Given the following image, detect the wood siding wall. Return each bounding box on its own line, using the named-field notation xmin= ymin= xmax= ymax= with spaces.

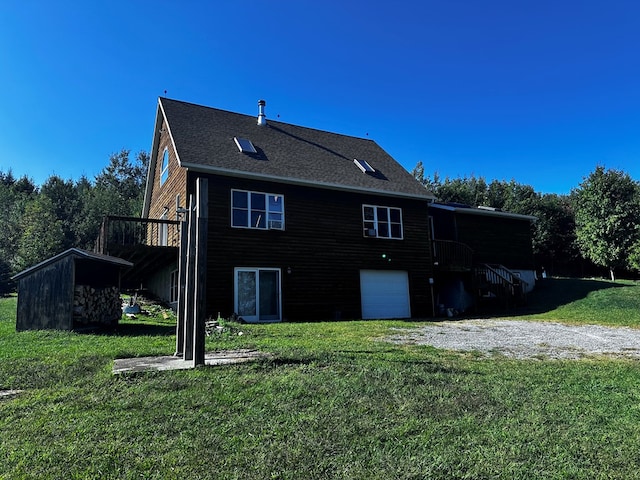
xmin=16 ymin=257 xmax=75 ymax=331
xmin=148 ymin=117 xmax=187 ymax=221
xmin=16 ymin=257 xmax=125 ymax=331
xmin=186 ymin=173 xmax=433 ymax=321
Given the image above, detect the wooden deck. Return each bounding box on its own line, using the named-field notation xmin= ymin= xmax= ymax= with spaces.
xmin=95 ymin=216 xmax=180 ymax=288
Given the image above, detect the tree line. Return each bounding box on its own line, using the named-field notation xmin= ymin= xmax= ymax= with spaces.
xmin=412 ymin=161 xmax=640 ymax=281
xmin=0 ymin=150 xmax=148 ymax=295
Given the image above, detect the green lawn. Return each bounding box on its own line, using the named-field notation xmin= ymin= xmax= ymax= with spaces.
xmin=2 ymin=281 xmax=640 ymax=479
xmin=521 ymin=277 xmax=640 ymax=326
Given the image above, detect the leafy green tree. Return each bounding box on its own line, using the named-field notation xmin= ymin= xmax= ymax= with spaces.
xmin=531 ymin=194 xmax=579 ymax=274
xmin=439 ymin=176 xmax=487 ymax=205
xmin=491 ymin=180 xmax=539 ymax=215
xmin=572 ymin=166 xmax=640 ymax=281
xmin=627 ymin=240 xmax=640 ymax=273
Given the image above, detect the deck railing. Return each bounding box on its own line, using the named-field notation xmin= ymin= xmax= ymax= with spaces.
xmin=95 ymin=215 xmax=181 ymax=255
xmin=474 ymin=263 xmax=527 ymax=308
xmin=433 ymin=240 xmax=474 ymax=271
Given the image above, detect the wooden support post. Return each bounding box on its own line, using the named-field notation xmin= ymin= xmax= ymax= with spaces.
xmin=193 ymin=178 xmax=208 ymax=366
xmin=174 ymin=218 xmax=188 ymax=356
xmin=183 ymin=195 xmax=196 ymax=361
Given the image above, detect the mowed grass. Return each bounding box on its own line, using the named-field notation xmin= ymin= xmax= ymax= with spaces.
xmin=1 ymin=281 xmax=640 ymax=479
xmin=521 ymin=277 xmax=640 ymax=326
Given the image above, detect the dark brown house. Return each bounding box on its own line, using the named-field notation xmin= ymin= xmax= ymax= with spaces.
xmin=141 ymin=98 xmax=436 ymax=322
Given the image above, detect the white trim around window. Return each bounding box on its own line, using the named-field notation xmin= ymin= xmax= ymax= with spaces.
xmin=234 ymin=267 xmax=282 ymax=323
xmin=160 ymin=148 xmax=169 ymax=185
xmin=362 ymin=204 xmax=403 ymax=239
xmin=231 ymin=189 xmax=285 ymax=230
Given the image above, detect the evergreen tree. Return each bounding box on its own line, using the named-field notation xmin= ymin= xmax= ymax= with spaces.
xmin=0 ymin=171 xmax=37 ymax=275
xmin=15 ymin=195 xmax=65 ymax=271
xmin=40 ymin=175 xmax=83 ymax=250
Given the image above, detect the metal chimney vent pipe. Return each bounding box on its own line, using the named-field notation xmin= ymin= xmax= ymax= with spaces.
xmin=257 ymin=99 xmax=267 ymax=126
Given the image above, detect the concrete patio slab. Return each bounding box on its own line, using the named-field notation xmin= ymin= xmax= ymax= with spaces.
xmin=113 ymin=349 xmax=270 ymax=374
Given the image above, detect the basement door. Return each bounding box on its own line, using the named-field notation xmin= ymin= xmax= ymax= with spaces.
xmin=234 ymin=268 xmax=281 ymax=323
xmin=360 ymin=270 xmax=411 ymax=319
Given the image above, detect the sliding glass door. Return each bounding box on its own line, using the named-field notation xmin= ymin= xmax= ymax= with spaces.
xmin=235 ymin=268 xmax=281 ymax=322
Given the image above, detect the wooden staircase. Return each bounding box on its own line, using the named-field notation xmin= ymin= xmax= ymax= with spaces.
xmin=473 ymin=263 xmax=528 ymax=311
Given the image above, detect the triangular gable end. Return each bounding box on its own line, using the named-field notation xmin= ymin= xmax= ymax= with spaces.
xmin=142 ymin=99 xmax=182 ymax=218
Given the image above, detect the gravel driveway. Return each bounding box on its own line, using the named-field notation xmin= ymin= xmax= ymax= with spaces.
xmin=386 ymin=319 xmax=640 ymax=360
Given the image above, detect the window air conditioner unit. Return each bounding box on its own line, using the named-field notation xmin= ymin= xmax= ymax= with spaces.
xmin=268 ymin=220 xmax=283 ymax=230
xmin=364 ymin=228 xmax=377 ymax=237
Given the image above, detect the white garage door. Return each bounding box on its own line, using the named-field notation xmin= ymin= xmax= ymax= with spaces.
xmin=360 ymin=270 xmax=411 ymax=319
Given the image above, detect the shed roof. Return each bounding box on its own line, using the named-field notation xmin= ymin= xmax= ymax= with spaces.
xmin=143 ymin=98 xmax=434 ymax=216
xmin=12 ymin=248 xmax=133 ymax=281
xmin=429 ymin=202 xmax=537 ymax=222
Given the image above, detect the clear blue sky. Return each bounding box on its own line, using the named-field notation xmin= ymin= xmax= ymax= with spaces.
xmin=1 ymin=0 xmax=639 ymax=194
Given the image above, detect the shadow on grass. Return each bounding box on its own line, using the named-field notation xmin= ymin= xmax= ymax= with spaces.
xmin=77 ymin=322 xmax=175 ymax=337
xmin=255 ymin=351 xmax=467 ymax=376
xmin=505 ymin=277 xmax=632 ymax=317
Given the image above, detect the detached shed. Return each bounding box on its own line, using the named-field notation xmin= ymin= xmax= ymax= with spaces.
xmin=12 ymin=248 xmax=133 ymax=331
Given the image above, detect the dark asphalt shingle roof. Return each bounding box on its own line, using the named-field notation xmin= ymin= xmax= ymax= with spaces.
xmin=160 ymin=98 xmax=434 ymax=200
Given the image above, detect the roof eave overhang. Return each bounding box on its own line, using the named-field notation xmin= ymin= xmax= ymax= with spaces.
xmin=142 ymin=102 xmax=163 ymax=218
xmin=181 ymin=162 xmax=436 ymax=202
xmin=12 ymin=248 xmax=133 ymax=281
xmin=142 ymin=98 xmax=182 ymax=218
xmin=429 ymin=203 xmax=537 ymax=222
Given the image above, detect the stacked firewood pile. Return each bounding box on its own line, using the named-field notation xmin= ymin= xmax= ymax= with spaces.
xmin=73 ymin=285 xmax=122 ymax=326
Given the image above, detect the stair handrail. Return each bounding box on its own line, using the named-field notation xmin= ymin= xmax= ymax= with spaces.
xmin=477 ymin=263 xmax=527 ymax=302
xmin=485 ymin=264 xmax=529 ymax=290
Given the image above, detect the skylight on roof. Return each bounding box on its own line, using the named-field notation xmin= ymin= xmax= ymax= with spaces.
xmin=354 ymin=158 xmax=375 ymax=173
xmin=234 ymin=137 xmax=257 ymax=154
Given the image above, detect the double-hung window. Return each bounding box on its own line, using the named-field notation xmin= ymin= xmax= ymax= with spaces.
xmin=232 ymin=190 xmax=284 ymax=230
xmin=363 ymin=205 xmax=403 ymax=239
xmin=160 ymin=148 xmax=169 ymax=185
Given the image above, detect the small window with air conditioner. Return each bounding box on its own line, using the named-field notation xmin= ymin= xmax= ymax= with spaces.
xmin=362 ymin=204 xmax=403 ymax=239
xmin=232 ymin=189 xmax=285 ymax=230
